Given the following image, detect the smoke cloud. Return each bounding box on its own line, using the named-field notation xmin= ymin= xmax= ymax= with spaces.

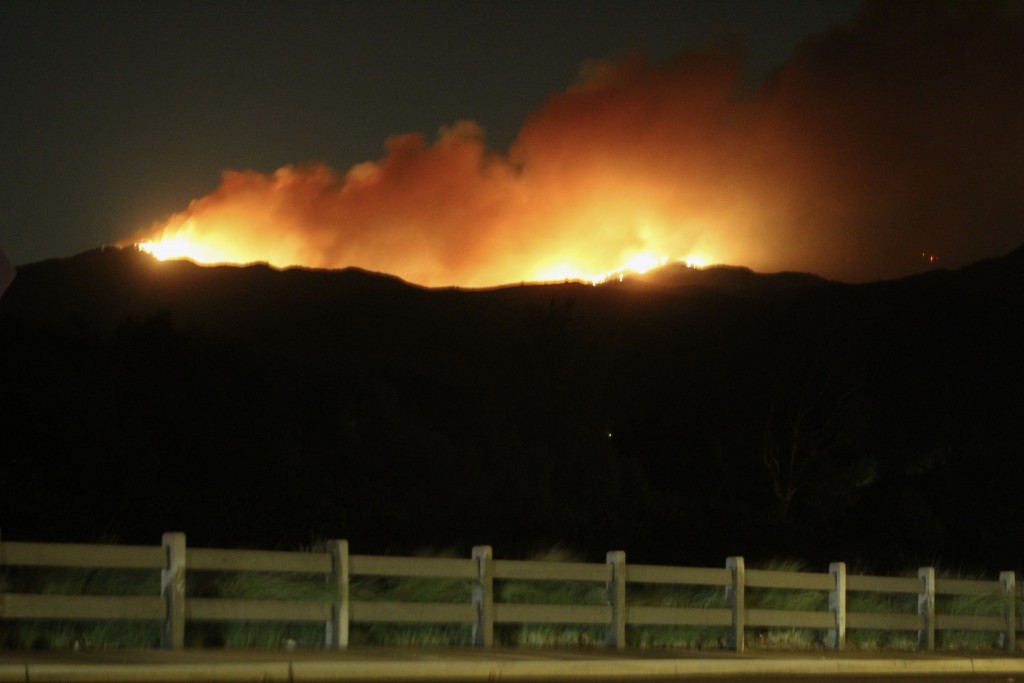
xmin=126 ymin=1 xmax=1024 ymax=286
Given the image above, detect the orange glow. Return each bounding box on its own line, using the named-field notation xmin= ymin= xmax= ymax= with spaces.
xmin=119 ymin=5 xmax=1024 ymax=286
xmin=137 ymin=218 xmax=252 ymax=265
xmin=122 ymin=22 xmax=1020 ymax=288
xmin=137 ymin=219 xmax=713 ymax=287
xmin=125 ymin=153 xmax=728 ymax=287
xmin=117 ymin=57 xmax=767 ymax=288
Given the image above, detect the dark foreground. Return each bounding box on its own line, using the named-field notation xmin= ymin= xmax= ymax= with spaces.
xmin=2 ymin=648 xmax=1023 ymax=682
xmin=4 ymin=245 xmax=1024 ymax=569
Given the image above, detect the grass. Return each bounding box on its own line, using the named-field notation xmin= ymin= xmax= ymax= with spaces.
xmin=845 ymin=589 xmax=919 ymax=651
xmin=626 ymin=580 xmax=730 ymax=650
xmin=1 ymin=551 xmax=1021 ymax=652
xmin=349 ymin=549 xmax=476 ymax=647
xmin=844 ymin=569 xmax=1015 ymax=652
xmin=495 ymin=547 xmax=609 ymax=648
xmin=0 ymin=567 xmax=161 ymax=649
xmin=744 ymin=559 xmax=829 ymax=649
xmin=934 ymin=571 xmax=1012 ymax=652
xmin=196 ymin=570 xmax=340 ymax=649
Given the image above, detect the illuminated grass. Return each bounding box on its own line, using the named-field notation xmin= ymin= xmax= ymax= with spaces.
xmin=1 ymin=553 xmax=1020 ymax=651
xmin=202 ymin=571 xmax=339 ymax=649
xmin=349 ymin=549 xmax=475 ymax=647
xmin=846 ymin=589 xmax=918 ymax=651
xmin=746 ymin=559 xmax=828 ymax=649
xmin=846 ymin=568 xmax=1012 ymax=651
xmin=627 ymin=580 xmax=729 ymax=650
xmin=935 ymin=570 xmax=1009 ymax=651
xmin=0 ymin=567 xmax=160 ymax=649
xmin=495 ymin=547 xmax=608 ymax=648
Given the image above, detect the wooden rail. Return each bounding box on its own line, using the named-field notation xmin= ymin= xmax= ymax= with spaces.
xmin=0 ymin=535 xmax=1018 ymax=652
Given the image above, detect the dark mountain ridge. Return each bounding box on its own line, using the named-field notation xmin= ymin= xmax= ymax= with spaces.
xmin=1 ymin=245 xmax=1022 ymax=569
xmin=615 ymin=262 xmax=835 ymax=292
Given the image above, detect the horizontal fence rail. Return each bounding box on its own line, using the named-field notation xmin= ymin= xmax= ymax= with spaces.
xmin=0 ymin=535 xmax=1019 ymax=652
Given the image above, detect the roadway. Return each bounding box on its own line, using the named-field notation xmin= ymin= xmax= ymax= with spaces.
xmin=1 ymin=647 xmax=1023 ymax=682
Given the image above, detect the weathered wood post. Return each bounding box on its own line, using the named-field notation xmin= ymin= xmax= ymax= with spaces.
xmin=726 ymin=556 xmax=745 ymax=652
xmin=828 ymin=561 xmax=847 ymax=650
xmin=160 ymin=532 xmax=186 ymax=650
xmin=1000 ymin=571 xmax=1016 ymax=652
xmin=918 ymin=567 xmax=935 ymax=650
xmin=326 ymin=539 xmax=349 ymax=648
xmin=606 ymin=550 xmax=626 ymax=649
xmin=472 ymin=545 xmax=494 ymax=647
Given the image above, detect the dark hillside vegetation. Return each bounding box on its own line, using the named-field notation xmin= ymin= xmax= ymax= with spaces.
xmin=1 ymin=245 xmax=1022 ymax=570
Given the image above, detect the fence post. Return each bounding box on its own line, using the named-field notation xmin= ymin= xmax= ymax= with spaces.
xmin=918 ymin=567 xmax=935 ymax=650
xmin=1000 ymin=571 xmax=1015 ymax=652
xmin=472 ymin=545 xmax=494 ymax=647
xmin=326 ymin=539 xmax=349 ymax=649
xmin=606 ymin=551 xmax=626 ymax=649
xmin=726 ymin=556 xmax=745 ymax=653
xmin=828 ymin=561 xmax=847 ymax=650
xmin=160 ymin=532 xmax=186 ymax=650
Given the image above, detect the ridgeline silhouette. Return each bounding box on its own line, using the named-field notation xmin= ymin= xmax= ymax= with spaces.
xmin=1 ymin=244 xmax=1022 ymax=570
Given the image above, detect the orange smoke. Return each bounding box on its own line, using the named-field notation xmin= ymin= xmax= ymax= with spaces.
xmin=130 ymin=111 xmax=726 ymax=288
xmin=125 ymin=2 xmax=1024 ymax=287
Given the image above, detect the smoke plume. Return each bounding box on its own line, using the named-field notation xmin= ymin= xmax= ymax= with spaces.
xmin=125 ymin=1 xmax=1024 ymax=286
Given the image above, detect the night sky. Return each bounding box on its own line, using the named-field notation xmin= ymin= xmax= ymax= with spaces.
xmin=3 ymin=1 xmax=1023 ymax=286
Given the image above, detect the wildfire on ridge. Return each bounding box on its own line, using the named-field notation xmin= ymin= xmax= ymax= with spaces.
xmin=123 ymin=2 xmax=1024 ymax=286
xmin=124 ymin=139 xmax=726 ymax=288
xmin=136 ymin=228 xmax=711 ymax=287
xmin=137 ymin=221 xmax=242 ymax=265
xmin=118 ymin=50 xmax=750 ymax=288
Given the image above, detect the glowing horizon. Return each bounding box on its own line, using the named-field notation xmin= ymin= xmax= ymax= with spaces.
xmin=135 ymin=236 xmax=714 ymax=288
xmin=121 ymin=10 xmax=1024 ymax=288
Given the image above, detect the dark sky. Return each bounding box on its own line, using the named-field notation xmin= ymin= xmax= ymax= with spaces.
xmin=2 ymin=0 xmax=860 ymax=267
xmin=3 ymin=1 xmax=1023 ymax=286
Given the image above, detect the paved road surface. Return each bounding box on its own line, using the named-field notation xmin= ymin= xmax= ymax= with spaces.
xmin=2 ymin=647 xmax=1023 ymax=681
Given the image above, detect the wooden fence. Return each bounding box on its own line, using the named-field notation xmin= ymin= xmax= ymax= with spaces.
xmin=0 ymin=534 xmax=1018 ymax=652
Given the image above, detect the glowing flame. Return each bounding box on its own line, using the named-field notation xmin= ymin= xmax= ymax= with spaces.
xmin=132 ymin=183 xmax=716 ymax=284
xmin=125 ymin=156 xmax=724 ymax=287
xmin=137 ymin=223 xmax=711 ymax=287
xmin=137 ymin=224 xmax=240 ymax=264
xmin=585 ymin=253 xmax=668 ymax=285
xmin=137 ymin=217 xmax=255 ymax=265
xmin=120 ymin=5 xmax=1024 ymax=286
xmin=116 ymin=56 xmax=753 ymax=288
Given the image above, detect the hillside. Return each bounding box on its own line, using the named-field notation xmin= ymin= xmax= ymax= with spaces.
xmin=1 ymin=245 xmax=1022 ymax=569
